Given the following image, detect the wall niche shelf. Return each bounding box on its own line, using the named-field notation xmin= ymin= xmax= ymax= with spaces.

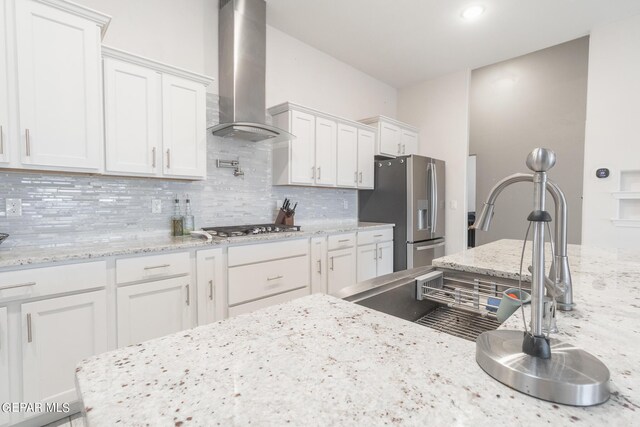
xmin=611 ymin=170 xmax=640 ymax=227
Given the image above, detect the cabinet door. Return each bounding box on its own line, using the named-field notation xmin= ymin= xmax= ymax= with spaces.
xmin=314 ymin=117 xmax=336 ymax=186
xmin=162 ymin=74 xmax=206 ymax=179
xmin=22 ymin=290 xmax=107 ymax=404
xmin=290 ymin=110 xmax=315 ymax=185
xmin=117 ymin=277 xmax=191 ymax=347
xmin=104 ymin=58 xmax=161 ymax=175
xmin=357 ymin=243 xmax=378 ymax=283
xmin=0 ymin=0 xmax=9 ymax=165
xmin=327 ymin=247 xmax=356 ymax=294
xmin=357 ymin=128 xmax=375 ymax=189
xmin=311 ymin=237 xmax=327 ymax=294
xmin=336 ymin=123 xmax=358 ymax=187
xmin=196 ymin=248 xmax=225 ymax=325
xmin=0 ymin=307 xmax=9 ymax=426
xmin=377 ymin=241 xmax=394 ymax=276
xmin=400 ymin=128 xmax=418 ymax=156
xmin=15 ymin=0 xmax=102 ymax=171
xmin=379 ymin=121 xmax=401 ymax=157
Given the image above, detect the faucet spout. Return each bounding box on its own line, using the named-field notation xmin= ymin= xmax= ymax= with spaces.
xmin=470 ymin=172 xmax=574 ymax=311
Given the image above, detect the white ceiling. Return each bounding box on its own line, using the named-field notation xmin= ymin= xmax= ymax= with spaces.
xmin=266 ymin=0 xmax=640 ymax=88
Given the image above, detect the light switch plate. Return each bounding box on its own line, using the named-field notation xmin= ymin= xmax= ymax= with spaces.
xmin=151 ymin=199 xmax=162 ymax=214
xmin=343 ymin=200 xmax=349 ymax=210
xmin=450 ymin=200 xmax=458 ymax=210
xmin=6 ymin=198 xmax=22 ymax=217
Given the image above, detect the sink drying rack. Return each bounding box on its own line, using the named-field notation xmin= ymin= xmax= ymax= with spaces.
xmin=416 ymin=270 xmax=531 ymax=321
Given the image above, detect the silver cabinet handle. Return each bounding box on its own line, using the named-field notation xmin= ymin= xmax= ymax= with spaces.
xmin=25 ymin=129 xmax=31 ymax=157
xmin=354 ymin=171 xmax=357 ymax=183
xmin=0 ymin=125 xmax=4 ymax=155
xmin=373 ymin=250 xmax=377 ymax=261
xmin=166 ymin=149 xmax=171 ymax=168
xmin=317 ymin=167 xmax=321 ymax=180
xmin=403 ymin=144 xmax=406 ymax=154
xmin=317 ymin=259 xmax=322 ymax=274
xmin=185 ymin=284 xmax=190 ymax=305
xmin=311 ymin=166 xmax=315 ymax=180
xmin=397 ymin=143 xmax=401 ymax=154
xmin=338 ymin=239 xmax=350 ymax=243
xmin=209 ymin=279 xmax=214 ymax=300
xmin=152 ymin=147 xmax=156 ymax=168
xmin=0 ymin=281 xmax=36 ymax=291
xmin=378 ymin=248 xmax=382 ymax=259
xmin=267 ymin=275 xmax=283 ymax=281
xmin=416 ymin=242 xmax=446 ymax=251
xmin=144 ymin=264 xmax=170 ymax=270
xmin=330 ymin=256 xmax=334 ymax=271
xmin=374 ymin=234 xmax=383 ymax=238
xmin=27 ymin=313 xmax=33 ymax=343
xmin=359 ymin=172 xmax=363 ymax=183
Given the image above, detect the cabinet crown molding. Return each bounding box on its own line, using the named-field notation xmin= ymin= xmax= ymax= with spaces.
xmin=268 ymin=102 xmax=376 ymax=131
xmin=359 ymin=115 xmax=419 ymax=132
xmin=34 ymin=0 xmax=112 ymax=39
xmin=102 ymin=45 xmax=215 ymax=86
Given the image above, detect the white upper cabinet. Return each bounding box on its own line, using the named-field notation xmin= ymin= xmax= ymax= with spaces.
xmin=102 ymin=47 xmax=212 ymax=180
xmin=337 ymin=123 xmax=358 ymax=187
xmin=357 ymin=128 xmax=375 ymax=189
xmin=162 ymin=74 xmax=207 ymax=179
xmin=270 ymin=102 xmax=377 ymax=190
xmin=359 ymin=116 xmax=420 ymax=158
xmin=314 ymin=116 xmax=337 ymax=186
xmin=104 ymin=57 xmax=161 ymax=175
xmin=0 ymin=0 xmax=9 ymax=165
xmin=14 ymin=0 xmax=108 ymax=172
xmin=289 ymin=109 xmax=315 ymax=185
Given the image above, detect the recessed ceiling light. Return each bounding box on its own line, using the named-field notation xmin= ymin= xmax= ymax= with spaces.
xmin=461 ymin=5 xmax=485 ymax=21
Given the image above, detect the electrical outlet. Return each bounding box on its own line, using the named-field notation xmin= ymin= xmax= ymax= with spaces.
xmin=151 ymin=199 xmax=162 ymax=214
xmin=450 ymin=200 xmax=458 ymax=210
xmin=343 ymin=200 xmax=349 ymax=210
xmin=6 ymin=198 xmax=22 ymax=217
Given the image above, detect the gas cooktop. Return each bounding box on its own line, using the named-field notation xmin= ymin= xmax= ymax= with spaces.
xmin=201 ymin=223 xmax=301 ymax=238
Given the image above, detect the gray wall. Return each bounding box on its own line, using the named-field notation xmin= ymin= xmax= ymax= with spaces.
xmin=469 ymin=37 xmax=589 ymax=245
xmin=0 ymin=95 xmax=357 ymax=249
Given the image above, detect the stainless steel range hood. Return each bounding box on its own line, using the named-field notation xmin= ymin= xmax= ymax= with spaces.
xmin=210 ymin=0 xmax=292 ymax=142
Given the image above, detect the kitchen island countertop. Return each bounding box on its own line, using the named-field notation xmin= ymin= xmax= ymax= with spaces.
xmin=76 ymin=240 xmax=639 ymax=426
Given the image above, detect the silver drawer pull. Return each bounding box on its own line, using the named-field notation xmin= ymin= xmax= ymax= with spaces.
xmin=152 ymin=147 xmax=156 ymax=168
xmin=373 ymin=234 xmax=383 ymax=238
xmin=25 ymin=129 xmax=31 ymax=157
xmin=0 ymin=281 xmax=36 ymax=291
xmin=27 ymin=313 xmax=33 ymax=343
xmin=359 ymin=172 xmax=363 ymax=183
xmin=317 ymin=260 xmax=321 ymax=274
xmin=166 ymin=149 xmax=171 ymax=168
xmin=267 ymin=275 xmax=283 ymax=281
xmin=209 ymin=279 xmax=214 ymax=300
xmin=338 ymin=239 xmax=350 ymax=243
xmin=144 ymin=264 xmax=170 ymax=270
xmin=317 ymin=167 xmax=321 ymax=180
xmin=330 ymin=256 xmax=334 ymax=271
xmin=185 ymin=284 xmax=190 ymax=305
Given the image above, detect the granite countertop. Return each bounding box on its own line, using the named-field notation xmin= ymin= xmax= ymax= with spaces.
xmin=0 ymin=222 xmax=393 ymax=269
xmin=76 ymin=239 xmax=640 ymax=426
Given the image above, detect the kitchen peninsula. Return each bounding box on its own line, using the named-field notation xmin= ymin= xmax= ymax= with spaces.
xmin=75 ymin=240 xmax=640 ymax=426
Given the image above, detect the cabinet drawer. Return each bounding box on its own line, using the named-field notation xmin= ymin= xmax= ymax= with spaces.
xmin=228 ymin=238 xmax=308 ymax=267
xmin=116 ymin=252 xmax=190 ymax=284
xmin=228 ymin=287 xmax=310 ymax=318
xmin=228 ymin=255 xmax=309 ymax=306
xmin=327 ymin=233 xmax=356 ymax=250
xmin=0 ymin=261 xmax=107 ymax=302
xmin=357 ymin=228 xmax=393 ymax=246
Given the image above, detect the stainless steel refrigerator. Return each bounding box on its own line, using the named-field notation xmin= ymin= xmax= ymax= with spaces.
xmin=358 ymin=155 xmax=445 ymax=271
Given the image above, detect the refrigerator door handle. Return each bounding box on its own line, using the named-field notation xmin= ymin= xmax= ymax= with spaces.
xmin=430 ymin=162 xmax=438 ymax=235
xmin=416 ymin=241 xmax=446 ymax=251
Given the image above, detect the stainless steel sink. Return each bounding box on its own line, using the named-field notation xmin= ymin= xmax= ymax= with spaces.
xmin=336 ymin=267 xmax=508 ymax=341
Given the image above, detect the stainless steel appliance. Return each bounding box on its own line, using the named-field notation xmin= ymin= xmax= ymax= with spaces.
xmin=201 ymin=223 xmax=300 ymax=238
xmin=358 ymin=155 xmax=445 ymax=271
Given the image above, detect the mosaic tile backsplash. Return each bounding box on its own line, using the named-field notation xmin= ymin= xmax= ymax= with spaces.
xmin=0 ymin=95 xmax=358 ymax=248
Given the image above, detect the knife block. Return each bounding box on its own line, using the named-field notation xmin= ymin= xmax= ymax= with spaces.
xmin=275 ymin=209 xmax=295 ymax=226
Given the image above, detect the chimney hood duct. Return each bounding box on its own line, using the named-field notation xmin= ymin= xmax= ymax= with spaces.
xmin=210 ymin=0 xmax=292 ymax=142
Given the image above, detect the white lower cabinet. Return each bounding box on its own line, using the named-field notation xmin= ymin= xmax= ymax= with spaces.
xmin=21 ymin=290 xmax=108 ymax=404
xmin=0 ymin=307 xmax=9 ymax=427
xmin=357 ymin=243 xmax=378 ymax=283
xmin=310 ymin=237 xmax=328 ymax=294
xmin=196 ymin=248 xmax=226 ymax=325
xmin=327 ymin=247 xmax=357 ymax=294
xmin=117 ymin=277 xmax=191 ymax=347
